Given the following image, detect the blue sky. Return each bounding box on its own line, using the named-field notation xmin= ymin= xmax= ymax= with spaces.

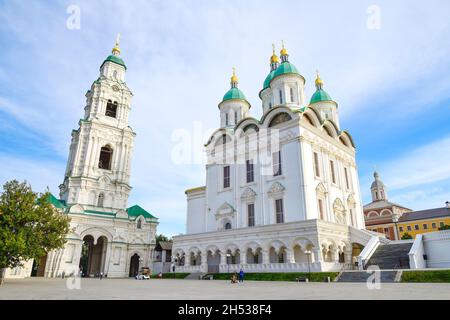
xmin=0 ymin=0 xmax=449 ymax=236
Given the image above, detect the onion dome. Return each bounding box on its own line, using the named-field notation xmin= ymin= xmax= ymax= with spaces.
xmin=371 ymin=171 xmax=385 ymax=189
xmin=222 ymin=68 xmax=248 ymax=102
xmin=272 ymin=41 xmax=300 ymax=79
xmin=102 ymin=34 xmax=127 ymax=69
xmin=310 ymin=71 xmax=332 ymax=104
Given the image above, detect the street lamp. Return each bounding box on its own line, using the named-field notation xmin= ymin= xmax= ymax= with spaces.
xmin=304 ymin=250 xmax=312 ymax=281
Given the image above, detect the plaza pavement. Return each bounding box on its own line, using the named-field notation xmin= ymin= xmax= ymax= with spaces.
xmin=0 ymin=278 xmax=449 ymax=300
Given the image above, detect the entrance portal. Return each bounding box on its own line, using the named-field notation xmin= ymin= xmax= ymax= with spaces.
xmin=129 ymin=254 xmax=140 ymax=277
xmin=79 ymin=235 xmax=107 ymax=277
xmin=31 ymin=255 xmax=48 ymax=277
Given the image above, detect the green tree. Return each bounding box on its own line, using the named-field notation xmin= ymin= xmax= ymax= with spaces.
xmin=155 ymin=234 xmax=172 ymax=246
xmin=0 ymin=180 xmax=71 ymax=285
xmin=438 ymin=224 xmax=450 ymax=231
xmin=401 ymin=232 xmax=413 ymax=240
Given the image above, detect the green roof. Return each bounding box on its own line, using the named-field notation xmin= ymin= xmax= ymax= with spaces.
xmin=310 ymin=89 xmax=333 ymax=104
xmin=273 ymin=61 xmax=299 ymax=79
xmin=102 ymin=55 xmax=127 ymax=69
xmin=127 ymin=205 xmax=158 ymax=220
xmin=84 ymin=210 xmax=116 ymax=216
xmin=223 ymin=87 xmax=247 ymax=102
xmin=263 ymin=70 xmax=276 ymax=90
xmin=47 ymin=194 xmax=66 ymax=210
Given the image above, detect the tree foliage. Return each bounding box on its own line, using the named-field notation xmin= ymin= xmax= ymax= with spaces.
xmin=0 ymin=180 xmax=71 ymax=270
xmin=401 ymin=232 xmax=413 ymax=240
xmin=155 ymin=234 xmax=171 ymax=246
xmin=438 ymin=224 xmax=450 ymax=231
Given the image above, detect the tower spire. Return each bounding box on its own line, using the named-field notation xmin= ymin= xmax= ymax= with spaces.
xmin=315 ymin=70 xmax=324 ymax=90
xmin=270 ymin=44 xmax=280 ymax=71
xmin=112 ymin=33 xmax=121 ymax=56
xmin=280 ymin=40 xmax=289 ymax=62
xmin=230 ymin=67 xmax=238 ymax=88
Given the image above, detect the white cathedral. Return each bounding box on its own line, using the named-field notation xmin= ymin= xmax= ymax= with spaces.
xmin=172 ymin=44 xmax=382 ymax=273
xmin=14 ymin=38 xmax=159 ymax=279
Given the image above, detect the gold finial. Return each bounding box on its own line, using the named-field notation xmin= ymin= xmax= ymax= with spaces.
xmin=112 ymin=33 xmax=121 ymax=55
xmin=280 ymin=40 xmax=288 ymax=56
xmin=230 ymin=67 xmax=238 ymax=86
xmin=315 ymin=70 xmax=324 ymax=87
xmin=270 ymin=43 xmax=280 ymax=64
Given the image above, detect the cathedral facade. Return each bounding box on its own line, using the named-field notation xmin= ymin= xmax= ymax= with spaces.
xmin=172 ymin=44 xmax=381 ymax=273
xmin=34 ymin=38 xmax=158 ymax=278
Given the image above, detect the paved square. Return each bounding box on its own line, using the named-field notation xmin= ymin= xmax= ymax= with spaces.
xmin=1 ymin=278 xmax=450 ymax=300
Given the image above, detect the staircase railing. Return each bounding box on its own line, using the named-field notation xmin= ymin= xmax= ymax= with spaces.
xmin=357 ymin=235 xmax=382 ymax=270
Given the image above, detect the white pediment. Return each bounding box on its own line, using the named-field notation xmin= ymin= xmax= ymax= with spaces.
xmin=241 ymin=187 xmax=257 ymax=200
xmin=268 ymin=182 xmax=285 ymax=195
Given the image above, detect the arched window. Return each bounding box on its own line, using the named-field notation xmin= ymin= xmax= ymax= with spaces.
xmin=290 ymin=87 xmax=294 ymax=103
xmin=97 ymin=193 xmax=104 ymax=207
xmin=106 ymin=100 xmax=118 ymax=118
xmin=137 ymin=219 xmax=142 ymax=229
xmin=234 ymin=111 xmax=238 ymax=124
xmin=279 ymin=90 xmax=283 ymax=104
xmin=269 ymin=113 xmax=292 ymax=127
xmin=224 ymin=222 xmax=232 ymax=230
xmin=99 ymin=146 xmax=113 ymax=170
xmin=225 ymin=113 xmax=229 ymax=126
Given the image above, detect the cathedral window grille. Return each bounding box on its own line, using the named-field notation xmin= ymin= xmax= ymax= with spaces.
xmin=278 ymin=251 xmax=285 ymax=263
xmin=224 ymin=222 xmax=232 ymax=230
xmin=97 ymin=193 xmax=104 ymax=207
xmin=234 ymin=111 xmax=238 ymax=124
xmin=318 ymin=199 xmax=325 ymax=220
xmin=223 ymin=166 xmax=230 ymax=188
xmin=279 ymin=90 xmax=283 ymax=104
xmin=246 ymin=160 xmax=254 ymax=183
xmin=99 ymin=146 xmax=113 ymax=170
xmin=313 ymin=152 xmax=320 ymax=177
xmin=137 ymin=219 xmax=142 ymax=229
xmin=225 ymin=113 xmax=229 ymax=126
xmin=290 ymin=87 xmax=294 ymax=103
xmin=329 ymin=160 xmax=336 ymax=184
xmin=106 ymin=100 xmax=118 ymax=118
xmin=275 ymin=199 xmax=284 ymax=223
xmin=344 ymin=167 xmax=350 ymax=189
xmin=247 ymin=203 xmax=255 ymax=227
xmin=272 ymin=151 xmax=282 ymax=176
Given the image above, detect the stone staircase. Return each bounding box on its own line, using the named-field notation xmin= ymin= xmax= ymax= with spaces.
xmin=184 ymin=272 xmax=206 ymax=280
xmin=337 ymin=270 xmax=399 ymax=283
xmin=365 ymin=242 xmax=413 ymax=269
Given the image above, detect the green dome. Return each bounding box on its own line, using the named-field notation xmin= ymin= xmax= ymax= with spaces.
xmin=263 ymin=70 xmax=276 ymax=90
xmin=102 ymin=55 xmax=127 ymax=69
xmin=273 ymin=61 xmax=299 ymax=79
xmin=223 ymin=87 xmax=247 ymax=102
xmin=310 ymin=89 xmax=333 ymax=104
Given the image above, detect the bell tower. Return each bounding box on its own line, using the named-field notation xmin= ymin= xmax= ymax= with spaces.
xmin=59 ymin=35 xmax=136 ymax=212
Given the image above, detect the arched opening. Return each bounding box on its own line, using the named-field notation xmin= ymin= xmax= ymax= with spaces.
xmin=31 ymin=254 xmax=48 ymax=277
xmin=79 ymin=235 xmax=107 ymax=277
xmin=224 ymin=222 xmax=232 ymax=230
xmin=269 ymin=113 xmax=292 ymax=127
xmin=105 ymin=100 xmax=118 ymax=118
xmin=129 ymin=253 xmax=140 ymax=277
xmin=269 ymin=247 xmax=286 ymax=263
xmin=324 ymin=126 xmax=333 ymax=138
xmin=207 ymin=249 xmax=220 ymax=273
xmin=98 ymin=146 xmax=113 ymax=170
xmin=137 ymin=218 xmax=142 ymax=229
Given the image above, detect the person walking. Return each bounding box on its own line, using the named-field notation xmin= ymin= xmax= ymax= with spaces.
xmin=99 ymin=272 xmax=103 ymax=280
xmin=239 ymin=268 xmax=244 ymax=283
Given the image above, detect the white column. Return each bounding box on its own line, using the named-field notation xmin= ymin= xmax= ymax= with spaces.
xmin=240 ymin=249 xmax=247 ymax=265
xmin=313 ymin=248 xmax=322 ymax=262
xmin=184 ymin=253 xmax=191 ymax=267
xmin=262 ymin=249 xmax=270 ymax=264
xmin=220 ymin=251 xmax=227 ymax=265
xmin=285 ymin=249 xmax=295 ymax=263
xmin=201 ymin=252 xmax=208 ymax=272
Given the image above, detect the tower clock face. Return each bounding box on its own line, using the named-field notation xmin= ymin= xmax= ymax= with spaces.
xmin=112 ymin=85 xmax=119 ymax=92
